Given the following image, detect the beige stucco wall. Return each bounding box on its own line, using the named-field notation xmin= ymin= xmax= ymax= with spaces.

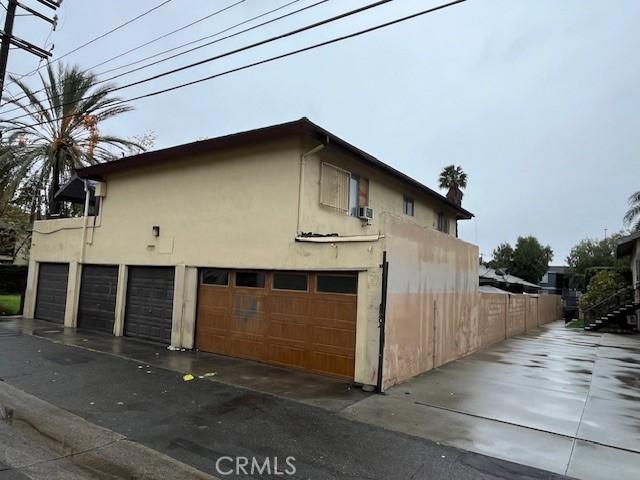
xmin=382 ymin=214 xmax=479 ymax=389
xmin=25 ymin=134 xmax=470 ymax=387
xmin=381 ymin=212 xmax=562 ymax=389
xmin=299 ymin=141 xmax=458 ymax=237
xmin=23 ymin=138 xmax=393 ymax=385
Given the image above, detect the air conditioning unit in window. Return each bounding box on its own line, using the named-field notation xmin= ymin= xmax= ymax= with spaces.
xmin=358 ymin=206 xmax=374 ymax=223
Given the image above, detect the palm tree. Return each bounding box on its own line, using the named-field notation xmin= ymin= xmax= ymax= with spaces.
xmin=0 ymin=63 xmax=140 ymax=216
xmin=438 ymin=165 xmax=468 ymax=206
xmin=623 ymin=191 xmax=640 ymax=232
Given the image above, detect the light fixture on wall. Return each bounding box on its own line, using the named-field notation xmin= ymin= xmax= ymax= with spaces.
xmin=152 ymin=226 xmax=160 ymax=237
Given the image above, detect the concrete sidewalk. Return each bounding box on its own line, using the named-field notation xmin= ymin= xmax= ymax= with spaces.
xmin=341 ymin=322 xmax=640 ymax=479
xmin=0 ymin=318 xmax=564 ymax=480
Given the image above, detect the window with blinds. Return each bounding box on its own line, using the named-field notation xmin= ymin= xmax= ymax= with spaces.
xmin=320 ymin=162 xmax=350 ymax=213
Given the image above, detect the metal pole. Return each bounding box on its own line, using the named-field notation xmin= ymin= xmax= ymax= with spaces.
xmin=0 ymin=0 xmax=17 ymax=100
xmin=376 ymin=251 xmax=389 ymax=393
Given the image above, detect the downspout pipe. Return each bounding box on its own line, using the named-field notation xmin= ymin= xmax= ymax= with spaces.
xmin=79 ymin=179 xmax=90 ymax=263
xmin=376 ymin=250 xmax=389 ymax=393
xmin=297 ymin=139 xmax=327 ymax=235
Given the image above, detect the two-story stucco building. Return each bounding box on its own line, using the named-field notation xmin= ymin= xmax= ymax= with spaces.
xmin=23 ymin=118 xmax=478 ymax=390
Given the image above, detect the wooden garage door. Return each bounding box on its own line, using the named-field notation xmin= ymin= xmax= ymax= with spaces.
xmin=196 ymin=270 xmax=357 ymax=379
xmin=124 ymin=266 xmax=174 ymax=344
xmin=77 ymin=265 xmax=119 ymax=334
xmin=35 ymin=263 xmax=69 ymax=324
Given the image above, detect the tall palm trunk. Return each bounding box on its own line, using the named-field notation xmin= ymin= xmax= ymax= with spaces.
xmin=48 ymin=149 xmax=61 ymax=216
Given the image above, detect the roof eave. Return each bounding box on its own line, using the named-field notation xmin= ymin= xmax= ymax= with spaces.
xmin=75 ymin=118 xmax=474 ymax=218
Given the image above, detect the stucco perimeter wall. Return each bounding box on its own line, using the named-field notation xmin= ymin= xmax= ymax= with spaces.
xmin=479 ymin=293 xmax=561 ymax=348
xmin=382 ymin=214 xmax=479 ymax=389
xmin=538 ymin=294 xmax=563 ymax=326
xmin=381 ymin=214 xmax=562 ymax=389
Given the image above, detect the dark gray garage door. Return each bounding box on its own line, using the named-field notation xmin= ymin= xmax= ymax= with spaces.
xmin=124 ymin=266 xmax=174 ymax=344
xmin=35 ymin=263 xmax=69 ymax=324
xmin=77 ymin=265 xmax=119 ymax=334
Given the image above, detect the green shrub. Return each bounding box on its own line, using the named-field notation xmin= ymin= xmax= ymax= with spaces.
xmin=579 ymin=270 xmax=626 ymax=311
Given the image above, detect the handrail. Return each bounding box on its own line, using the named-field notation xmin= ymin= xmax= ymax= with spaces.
xmin=582 ymin=286 xmax=633 ymax=318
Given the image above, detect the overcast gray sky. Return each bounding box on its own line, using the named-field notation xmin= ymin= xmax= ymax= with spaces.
xmin=4 ymin=0 xmax=639 ymax=264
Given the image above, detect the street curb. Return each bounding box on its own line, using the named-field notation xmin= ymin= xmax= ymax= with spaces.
xmin=0 ymin=381 xmax=217 ymax=479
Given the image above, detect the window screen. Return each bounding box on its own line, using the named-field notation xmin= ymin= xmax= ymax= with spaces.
xmin=235 ymin=271 xmax=265 ymax=288
xmin=273 ymin=273 xmax=308 ymax=291
xmin=320 ymin=162 xmax=350 ymax=213
xmin=201 ymin=269 xmax=228 ymax=286
xmin=317 ymin=274 xmax=358 ymax=294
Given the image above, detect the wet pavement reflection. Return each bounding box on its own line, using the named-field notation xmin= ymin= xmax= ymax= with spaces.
xmin=342 ymin=321 xmax=640 ymax=480
xmin=0 ymin=317 xmax=367 ymax=413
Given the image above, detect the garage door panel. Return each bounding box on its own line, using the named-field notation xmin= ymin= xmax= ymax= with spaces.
xmin=231 ymin=336 xmax=265 ymax=361
xmin=199 ymin=287 xmax=231 ymax=308
xmin=124 ymin=266 xmax=174 ymax=344
xmin=196 ymin=270 xmax=357 ymax=380
xmin=35 ymin=263 xmax=69 ymax=324
xmin=312 ymin=325 xmax=356 ymax=350
xmin=268 ymin=344 xmax=306 ymax=368
xmin=196 ymin=332 xmax=229 ymax=355
xmin=312 ymin=300 xmax=357 ymax=321
xmin=268 ymin=319 xmax=306 ymax=343
xmin=77 ymin=265 xmax=118 ymax=333
xmin=269 ymin=295 xmax=309 ymax=316
xmin=199 ymin=310 xmax=231 ymax=330
xmin=310 ymin=351 xmax=355 ymax=378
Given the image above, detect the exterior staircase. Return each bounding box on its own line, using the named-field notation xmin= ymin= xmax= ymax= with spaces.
xmin=583 ymin=286 xmax=639 ymax=332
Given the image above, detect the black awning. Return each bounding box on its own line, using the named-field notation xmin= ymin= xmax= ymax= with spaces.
xmin=54 ymin=175 xmax=96 ymax=205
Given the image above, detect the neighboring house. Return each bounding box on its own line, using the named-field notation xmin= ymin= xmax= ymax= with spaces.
xmin=539 ymin=265 xmax=580 ymax=321
xmin=0 ymin=221 xmax=28 ymax=266
xmin=23 ymin=118 xmax=475 ymax=390
xmin=617 ymin=231 xmax=640 ymax=301
xmin=479 ymin=265 xmax=540 ymax=294
xmin=539 ymin=266 xmax=570 ymax=295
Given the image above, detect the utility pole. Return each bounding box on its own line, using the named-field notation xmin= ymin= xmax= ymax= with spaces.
xmin=0 ymin=0 xmax=61 ymax=101
xmin=0 ymin=0 xmax=18 ymax=100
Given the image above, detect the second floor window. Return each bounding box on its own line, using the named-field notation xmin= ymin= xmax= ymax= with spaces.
xmin=349 ymin=174 xmax=369 ymax=217
xmin=319 ymin=162 xmax=369 ymax=217
xmin=350 ymin=175 xmax=360 ymax=216
xmin=437 ymin=212 xmax=450 ymax=234
xmin=403 ymin=196 xmax=414 ymax=216
xmin=320 ymin=162 xmax=350 ymax=213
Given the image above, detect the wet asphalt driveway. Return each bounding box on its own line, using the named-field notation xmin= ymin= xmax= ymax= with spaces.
xmin=0 ymin=318 xmax=564 ymax=480
xmin=343 ymin=322 xmax=640 ymax=479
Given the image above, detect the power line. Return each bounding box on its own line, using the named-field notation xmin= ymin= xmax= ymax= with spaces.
xmin=95 ymin=0 xmax=326 ymax=82
xmin=0 ymin=0 xmax=322 ymax=115
xmin=96 ymin=0 xmax=307 ymax=78
xmin=4 ymin=0 xmax=468 ymax=131
xmin=45 ymin=0 xmax=174 ymax=64
xmin=5 ymin=0 xmax=397 ymax=123
xmin=87 ymin=0 xmax=246 ymax=73
xmin=2 ymin=0 xmax=173 ymax=90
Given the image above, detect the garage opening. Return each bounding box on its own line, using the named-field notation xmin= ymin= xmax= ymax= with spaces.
xmin=124 ymin=266 xmax=174 ymax=344
xmin=196 ymin=270 xmax=357 ymax=379
xmin=35 ymin=263 xmax=69 ymax=324
xmin=77 ymin=265 xmax=119 ymax=334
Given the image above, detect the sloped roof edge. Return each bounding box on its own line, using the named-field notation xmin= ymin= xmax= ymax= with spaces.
xmin=75 ymin=117 xmax=473 ymax=219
